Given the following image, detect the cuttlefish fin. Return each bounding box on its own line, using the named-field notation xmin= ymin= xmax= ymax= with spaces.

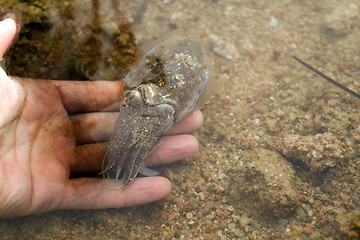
xmin=139 ymin=163 xmax=159 ymax=176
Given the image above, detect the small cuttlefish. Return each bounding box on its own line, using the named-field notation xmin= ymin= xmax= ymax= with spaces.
xmin=102 ymin=35 xmax=211 ymax=188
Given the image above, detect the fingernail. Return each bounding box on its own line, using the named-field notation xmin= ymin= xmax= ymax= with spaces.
xmin=3 ymin=13 xmax=20 ymax=35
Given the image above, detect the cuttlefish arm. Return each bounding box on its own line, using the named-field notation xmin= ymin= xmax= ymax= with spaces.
xmin=102 ymin=102 xmax=175 ymax=188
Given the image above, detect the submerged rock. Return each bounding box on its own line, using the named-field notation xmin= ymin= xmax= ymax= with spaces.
xmin=278 ymin=132 xmax=348 ymax=172
xmin=321 ymin=3 xmax=359 ymax=37
xmin=226 ymin=148 xmax=301 ymax=218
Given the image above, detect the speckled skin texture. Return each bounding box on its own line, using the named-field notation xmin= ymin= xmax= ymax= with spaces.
xmin=102 ymin=36 xmax=209 ymax=187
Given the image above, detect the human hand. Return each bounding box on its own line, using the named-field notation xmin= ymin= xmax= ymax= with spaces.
xmin=0 ymin=18 xmax=203 ymax=219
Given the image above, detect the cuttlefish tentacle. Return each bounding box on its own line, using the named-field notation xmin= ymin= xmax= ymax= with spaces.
xmin=102 ymin=101 xmax=175 ymax=188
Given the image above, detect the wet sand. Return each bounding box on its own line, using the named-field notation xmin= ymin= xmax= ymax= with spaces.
xmin=1 ymin=0 xmax=359 ymax=239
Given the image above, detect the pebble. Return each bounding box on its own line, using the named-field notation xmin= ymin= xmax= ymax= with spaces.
xmin=307 ymin=210 xmax=313 ymax=217
xmin=202 ymin=167 xmax=211 ymax=180
xmin=204 ymin=233 xmax=212 ymax=240
xmin=188 ymin=200 xmax=198 ymax=209
xmin=269 ymin=16 xmax=278 ymax=27
xmin=352 ymin=196 xmax=360 ymax=205
xmin=198 ymin=192 xmax=205 ymax=201
xmin=164 ymin=168 xmax=174 ymax=181
xmin=309 ymin=231 xmax=321 ymax=239
xmin=304 ymin=227 xmax=314 ymax=235
xmin=265 ymin=118 xmax=277 ymax=130
xmin=312 ymin=200 xmax=322 ymax=209
xmin=228 ymin=223 xmax=237 ymax=231
xmin=239 ymin=216 xmax=251 ymax=226
xmin=320 ymin=184 xmax=332 ymax=193
xmin=228 ymin=205 xmax=234 ymax=211
xmin=185 ymin=212 xmax=193 ymax=219
xmin=304 ymin=224 xmax=315 ymax=235
xmin=100 ymin=22 xmax=120 ymax=38
xmin=216 ymin=209 xmax=225 ymax=217
xmin=202 ymin=201 xmax=215 ymax=215
xmin=295 ymin=207 xmax=307 ymax=219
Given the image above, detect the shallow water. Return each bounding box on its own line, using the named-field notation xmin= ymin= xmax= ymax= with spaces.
xmin=1 ymin=0 xmax=360 ymax=239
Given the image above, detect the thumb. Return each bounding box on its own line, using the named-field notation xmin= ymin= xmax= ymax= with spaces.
xmin=0 ymin=16 xmax=19 ymax=58
xmin=0 ymin=17 xmax=24 ymax=127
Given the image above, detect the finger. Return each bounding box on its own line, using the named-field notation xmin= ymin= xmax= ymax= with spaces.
xmin=166 ymin=110 xmax=203 ymax=135
xmin=71 ymin=112 xmax=118 ymax=144
xmin=50 ymin=80 xmax=122 ymax=113
xmin=61 ymin=177 xmax=171 ymax=210
xmin=72 ymin=110 xmax=203 ymax=144
xmin=0 ymin=16 xmax=19 ymax=58
xmin=145 ymin=135 xmax=199 ymax=166
xmin=73 ymin=142 xmax=107 ymax=173
xmin=72 ymin=135 xmax=198 ymax=173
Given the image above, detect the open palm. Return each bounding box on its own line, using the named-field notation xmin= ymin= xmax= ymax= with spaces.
xmin=0 ymin=18 xmax=202 ymax=218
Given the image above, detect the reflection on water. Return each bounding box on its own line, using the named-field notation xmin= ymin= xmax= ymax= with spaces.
xmin=1 ymin=0 xmax=137 ymax=80
xmin=1 ymin=0 xmax=360 ymax=239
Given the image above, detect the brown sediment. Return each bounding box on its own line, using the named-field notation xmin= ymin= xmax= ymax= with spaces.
xmin=1 ymin=1 xmax=138 ymax=80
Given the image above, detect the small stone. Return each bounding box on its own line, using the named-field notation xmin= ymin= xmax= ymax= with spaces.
xmin=239 ymin=215 xmax=251 ymax=226
xmin=269 ymin=16 xmax=278 ymax=27
xmin=304 ymin=227 xmax=313 ymax=235
xmin=196 ymin=177 xmax=206 ymax=187
xmin=352 ymin=196 xmax=360 ymax=205
xmin=309 ymin=231 xmax=321 ymax=239
xmin=320 ymin=183 xmax=332 ymax=193
xmin=312 ymin=200 xmax=322 ymax=209
xmin=288 ymin=113 xmax=297 ymax=121
xmin=186 ymin=212 xmax=193 ymax=219
xmin=202 ymin=201 xmax=215 ymax=215
xmin=164 ymin=168 xmax=174 ymax=181
xmin=266 ymin=118 xmax=277 ymax=130
xmin=204 ymin=233 xmax=212 ymax=240
xmin=295 ymin=207 xmax=306 ymax=219
xmin=100 ymin=22 xmax=120 ymax=38
xmin=228 ymin=222 xmax=237 ymax=231
xmin=218 ymin=221 xmax=226 ymax=230
xmin=188 ymin=200 xmax=198 ymax=209
xmin=216 ymin=209 xmax=225 ymax=217
xmin=202 ymin=167 xmax=211 ymax=180
xmin=198 ymin=192 xmax=205 ymax=201
xmin=307 ymin=209 xmax=313 ymax=217
xmin=304 ymin=224 xmax=315 ymax=235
